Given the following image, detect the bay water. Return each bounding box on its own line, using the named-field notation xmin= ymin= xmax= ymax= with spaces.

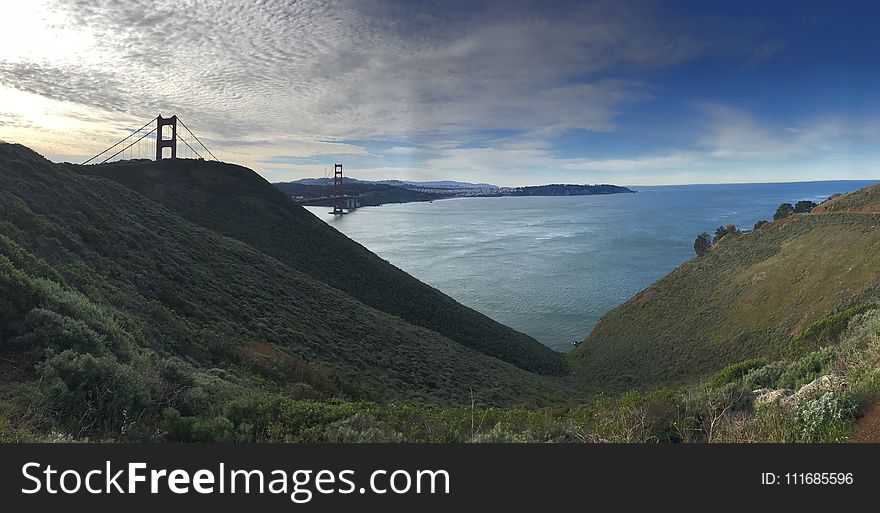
xmin=306 ymin=180 xmax=876 ymax=351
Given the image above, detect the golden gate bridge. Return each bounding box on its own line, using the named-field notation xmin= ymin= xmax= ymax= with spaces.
xmin=82 ymin=115 xmax=217 ymax=165
xmin=83 ymin=114 xmax=354 ymax=215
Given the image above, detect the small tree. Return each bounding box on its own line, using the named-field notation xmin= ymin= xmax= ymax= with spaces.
xmin=694 ymin=232 xmax=711 ymax=257
xmin=713 ymin=226 xmax=728 ymax=244
xmin=774 ymin=203 xmax=794 ymax=220
xmin=754 ymin=220 xmax=768 ymax=231
xmin=794 ymin=200 xmax=818 ymax=214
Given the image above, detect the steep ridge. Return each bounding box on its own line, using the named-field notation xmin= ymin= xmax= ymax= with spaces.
xmin=569 ymin=188 xmax=880 ymax=391
xmin=76 ymin=157 xmax=566 ymax=375
xmin=0 ymin=143 xmax=574 ymax=409
xmin=812 ymin=183 xmax=880 ymax=213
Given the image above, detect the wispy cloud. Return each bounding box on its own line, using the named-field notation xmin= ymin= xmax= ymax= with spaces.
xmin=695 ymin=102 xmax=846 ymax=160
xmin=0 ymin=1 xmax=876 ymax=184
xmin=0 ymin=1 xmax=722 ymax=164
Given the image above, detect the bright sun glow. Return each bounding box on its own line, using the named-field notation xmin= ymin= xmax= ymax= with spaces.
xmin=0 ymin=0 xmax=95 ymax=64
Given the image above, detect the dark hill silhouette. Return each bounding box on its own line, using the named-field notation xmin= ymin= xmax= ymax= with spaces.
xmin=76 ymin=155 xmax=566 ymax=375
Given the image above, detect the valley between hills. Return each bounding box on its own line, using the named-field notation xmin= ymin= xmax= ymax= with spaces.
xmin=2 ymin=142 xmax=880 ymax=443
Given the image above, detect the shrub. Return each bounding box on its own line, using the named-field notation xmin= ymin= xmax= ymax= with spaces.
xmin=0 ymin=255 xmax=41 ymax=336
xmin=0 ymin=402 xmax=34 ymax=442
xmin=743 ymin=361 xmax=787 ymax=390
xmin=794 ymin=304 xmax=877 ymax=351
xmin=163 ymin=408 xmax=235 ymax=442
xmin=694 ymin=232 xmax=711 ymax=257
xmin=709 ymin=359 xmax=767 ymax=388
xmin=792 ymin=391 xmax=858 ymax=442
xmin=471 ymin=423 xmax=531 ymax=443
xmin=794 ymin=200 xmax=818 ymax=214
xmin=8 ymin=308 xmax=106 ymax=355
xmin=585 ymin=389 xmax=681 ymax=443
xmin=37 ymin=350 xmax=150 ymax=437
xmin=774 ymin=203 xmax=794 ymax=220
xmin=323 ymin=412 xmax=403 ymax=443
xmin=777 ymin=347 xmax=836 ymax=390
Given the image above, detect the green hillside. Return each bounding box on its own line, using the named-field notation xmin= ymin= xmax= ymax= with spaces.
xmin=569 ymin=198 xmax=880 ymax=391
xmin=6 ymin=141 xmax=880 ymax=443
xmin=75 ymin=157 xmax=565 ymax=375
xmin=813 ymin=183 xmax=880 ymax=213
xmin=0 ymin=143 xmax=584 ymax=441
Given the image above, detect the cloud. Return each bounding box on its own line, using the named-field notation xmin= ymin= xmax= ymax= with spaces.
xmin=4 ymin=0 xmax=866 ymax=185
xmin=696 ymin=102 xmax=846 ymax=160
xmin=0 ymin=0 xmax=726 ymax=166
xmin=562 ymin=152 xmax=701 ymax=172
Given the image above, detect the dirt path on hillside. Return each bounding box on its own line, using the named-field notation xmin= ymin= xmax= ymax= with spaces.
xmin=848 ymin=401 xmax=880 ymax=442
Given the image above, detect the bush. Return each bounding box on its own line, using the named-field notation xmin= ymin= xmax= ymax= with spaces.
xmin=794 ymin=200 xmax=818 ymax=214
xmin=792 ymin=391 xmax=858 ymax=442
xmin=0 ymin=255 xmax=41 ymax=337
xmin=163 ymin=408 xmax=235 ymax=442
xmin=471 ymin=423 xmax=531 ymax=443
xmin=323 ymin=412 xmax=403 ymax=443
xmin=777 ymin=347 xmax=835 ymax=390
xmin=585 ymin=389 xmax=681 ymax=443
xmin=709 ymin=359 xmax=767 ymax=388
xmin=774 ymin=203 xmax=794 ymax=220
xmin=694 ymin=232 xmax=711 ymax=257
xmin=37 ymin=350 xmax=150 ymax=437
xmin=794 ymin=304 xmax=877 ymax=351
xmin=743 ymin=361 xmax=787 ymax=390
xmin=8 ymin=308 xmax=106 ymax=355
xmin=0 ymin=402 xmax=34 ymax=442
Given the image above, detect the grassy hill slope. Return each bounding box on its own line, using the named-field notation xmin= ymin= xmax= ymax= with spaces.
xmin=813 ymin=183 xmax=880 ymax=213
xmin=75 ymin=157 xmax=565 ymax=375
xmin=0 ymin=143 xmax=578 ymax=430
xmin=569 ymin=195 xmax=880 ymax=391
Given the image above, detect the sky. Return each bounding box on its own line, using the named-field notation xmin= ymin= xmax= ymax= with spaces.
xmin=0 ymin=0 xmax=879 ymax=186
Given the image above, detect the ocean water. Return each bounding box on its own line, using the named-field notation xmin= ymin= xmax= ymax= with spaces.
xmin=305 ymin=180 xmax=877 ymax=352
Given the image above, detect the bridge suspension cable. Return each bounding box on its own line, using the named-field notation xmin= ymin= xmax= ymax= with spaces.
xmin=177 ymin=118 xmax=218 ymax=161
xmin=96 ymin=127 xmax=157 ymax=164
xmin=82 ymin=117 xmax=157 ymax=165
xmin=82 ymin=114 xmax=218 ymax=165
xmin=176 ymin=133 xmax=204 ymax=160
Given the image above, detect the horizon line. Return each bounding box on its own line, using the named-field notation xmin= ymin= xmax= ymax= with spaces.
xmin=287 ymin=175 xmax=880 ymax=189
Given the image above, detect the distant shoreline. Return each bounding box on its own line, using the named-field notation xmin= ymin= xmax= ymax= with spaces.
xmin=279 ymin=181 xmax=635 ymax=209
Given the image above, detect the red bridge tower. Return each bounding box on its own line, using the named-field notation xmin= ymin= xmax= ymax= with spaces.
xmin=156 ymin=115 xmax=177 ymax=160
xmin=331 ymin=163 xmax=346 ymax=215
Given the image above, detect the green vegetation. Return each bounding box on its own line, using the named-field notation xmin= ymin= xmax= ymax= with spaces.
xmin=814 ymin=184 xmax=880 ymax=213
xmin=693 ymin=232 xmax=711 ymax=257
xmin=10 ymin=304 xmax=875 ymax=443
xmin=0 ymin=143 xmax=580 ymax=442
xmin=573 ymin=191 xmax=880 ymax=392
xmin=791 ymin=303 xmax=877 ymax=352
xmin=774 ymin=202 xmax=795 ymax=220
xmin=76 ymin=152 xmax=565 ymax=375
xmin=772 ymin=200 xmax=816 ymax=221
xmin=708 ymin=359 xmax=766 ymax=388
xmin=794 ymin=200 xmax=818 ymax=213
xmin=2 ymin=142 xmax=879 ymax=443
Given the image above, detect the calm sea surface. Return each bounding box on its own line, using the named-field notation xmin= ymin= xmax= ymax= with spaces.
xmin=305 ymin=180 xmax=877 ymax=352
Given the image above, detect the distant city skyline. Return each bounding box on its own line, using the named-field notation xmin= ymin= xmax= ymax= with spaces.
xmin=1 ymin=0 xmax=879 ymax=186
